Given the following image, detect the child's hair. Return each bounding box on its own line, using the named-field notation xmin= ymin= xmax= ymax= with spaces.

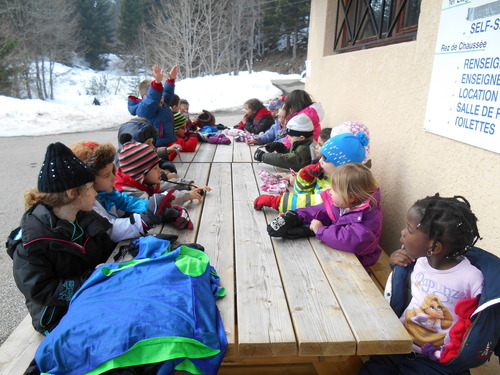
xmin=86 ymin=143 xmax=116 ymax=173
xmin=244 ymin=98 xmax=265 ymax=112
xmin=180 ymin=99 xmax=189 ymax=106
xmin=24 ymin=187 xmax=83 ymax=210
xmin=319 ymin=127 xmax=332 ymax=141
xmin=330 ymin=163 xmax=378 ymax=207
xmin=68 ymin=141 xmax=100 ymax=163
xmin=170 ymin=94 xmax=180 ymax=107
xmin=283 ymin=90 xmax=313 ymax=119
xmin=139 ymin=79 xmax=152 ymax=98
xmin=411 ymin=194 xmax=480 ymax=258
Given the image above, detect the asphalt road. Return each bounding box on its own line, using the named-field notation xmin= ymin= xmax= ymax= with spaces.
xmin=0 ymin=110 xmax=242 ymax=345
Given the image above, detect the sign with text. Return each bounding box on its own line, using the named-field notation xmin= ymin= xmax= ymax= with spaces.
xmin=424 ymin=0 xmax=500 ymax=154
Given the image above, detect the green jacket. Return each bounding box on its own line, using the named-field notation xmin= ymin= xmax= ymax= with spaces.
xmin=261 ymin=137 xmax=313 ymax=172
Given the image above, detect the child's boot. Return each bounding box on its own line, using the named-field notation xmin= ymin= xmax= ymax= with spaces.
xmin=254 ymin=194 xmax=281 ymax=211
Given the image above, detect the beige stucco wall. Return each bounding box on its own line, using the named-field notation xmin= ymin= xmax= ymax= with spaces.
xmin=306 ymin=0 xmax=499 ymax=257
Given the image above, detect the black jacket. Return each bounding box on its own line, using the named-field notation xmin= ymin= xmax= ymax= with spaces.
xmin=12 ymin=204 xmax=115 ymax=334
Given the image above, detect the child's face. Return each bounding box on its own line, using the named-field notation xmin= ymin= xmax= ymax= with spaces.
xmin=400 ymin=207 xmax=433 ymax=259
xmin=75 ymin=182 xmax=97 ymax=212
xmin=180 ymin=103 xmax=189 ymax=115
xmin=94 ymin=163 xmax=116 ymax=193
xmin=176 ymin=125 xmax=187 ymax=138
xmin=315 ymin=136 xmax=327 ymax=158
xmin=244 ymin=105 xmax=255 ymax=117
xmin=277 ymin=109 xmax=286 ymax=126
xmin=328 ymin=189 xmax=350 ymax=208
xmin=144 ymin=164 xmax=161 ymax=185
xmin=319 ymin=156 xmax=336 ymax=176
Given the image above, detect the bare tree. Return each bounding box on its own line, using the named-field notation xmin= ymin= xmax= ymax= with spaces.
xmin=1 ymin=0 xmax=79 ymax=99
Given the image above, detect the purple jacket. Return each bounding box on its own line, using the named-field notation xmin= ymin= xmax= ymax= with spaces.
xmin=296 ymin=188 xmax=383 ymax=269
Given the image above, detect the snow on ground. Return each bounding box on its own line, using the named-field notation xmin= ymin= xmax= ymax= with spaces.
xmin=0 ymin=56 xmax=300 ymax=137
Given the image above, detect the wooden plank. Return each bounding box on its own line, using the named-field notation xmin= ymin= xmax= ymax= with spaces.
xmin=213 ymin=142 xmax=234 ymax=162
xmin=251 ymin=164 xmax=356 ymax=357
xmin=369 ymin=251 xmax=392 ymax=291
xmin=0 ymin=315 xmax=43 ymax=375
xmin=310 ymin=240 xmax=413 ymax=355
xmin=192 ymin=142 xmax=217 ymax=163
xmin=161 ymin=163 xmax=210 ymax=244
xmin=233 ymin=163 xmax=296 ymax=357
xmin=233 ymin=140 xmax=253 ymax=162
xmin=196 ymin=163 xmax=236 ymax=357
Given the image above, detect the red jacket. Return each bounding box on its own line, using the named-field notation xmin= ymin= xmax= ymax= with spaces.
xmin=237 ymin=107 xmax=274 ymax=134
xmin=166 ymin=134 xmax=198 ymax=161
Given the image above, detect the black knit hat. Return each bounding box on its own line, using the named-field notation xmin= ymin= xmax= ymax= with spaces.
xmin=38 ymin=142 xmax=95 ymax=193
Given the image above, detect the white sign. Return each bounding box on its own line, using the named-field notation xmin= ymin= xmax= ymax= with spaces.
xmin=424 ymin=0 xmax=500 ymax=154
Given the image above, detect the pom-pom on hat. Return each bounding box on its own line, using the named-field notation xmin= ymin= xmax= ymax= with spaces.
xmin=320 ymin=132 xmax=369 ymax=166
xmin=38 ymin=142 xmax=95 ymax=193
xmin=118 ymin=140 xmax=160 ymax=182
xmin=173 ymin=111 xmax=187 ymax=130
xmin=286 ymin=102 xmax=324 ymax=137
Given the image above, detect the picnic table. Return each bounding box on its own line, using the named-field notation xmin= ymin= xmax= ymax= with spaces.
xmin=0 ymin=139 xmax=412 ymax=375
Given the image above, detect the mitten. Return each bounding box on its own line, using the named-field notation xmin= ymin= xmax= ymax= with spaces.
xmin=171 ymin=206 xmax=194 ymax=230
xmin=298 ymin=162 xmax=323 ymax=183
xmin=267 ymin=211 xmax=302 ymax=237
xmin=265 ymin=142 xmax=288 ymax=154
xmin=254 ymin=194 xmax=281 ymax=211
xmin=140 ymin=192 xmax=176 ymax=229
xmin=283 ymin=226 xmax=315 ymax=239
xmin=253 ymin=148 xmax=265 ymax=162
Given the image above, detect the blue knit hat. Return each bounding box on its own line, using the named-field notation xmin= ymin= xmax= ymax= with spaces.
xmin=320 ymin=132 xmax=369 ymax=166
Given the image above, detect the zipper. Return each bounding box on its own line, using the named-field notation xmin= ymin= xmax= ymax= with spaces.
xmin=24 ymin=237 xmax=89 ymax=254
xmin=446 ymin=310 xmax=481 ymax=364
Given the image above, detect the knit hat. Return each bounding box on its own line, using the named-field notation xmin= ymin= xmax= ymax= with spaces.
xmin=286 ymin=102 xmax=324 ymax=137
xmin=196 ymin=110 xmax=216 ymax=127
xmin=118 ymin=141 xmax=160 ymax=182
xmin=38 ymin=142 xmax=95 ymax=193
xmin=68 ymin=141 xmax=100 ymax=163
xmin=320 ymin=132 xmax=369 ymax=166
xmin=173 ymin=111 xmax=187 ymax=130
xmin=330 ymin=121 xmax=371 ymax=162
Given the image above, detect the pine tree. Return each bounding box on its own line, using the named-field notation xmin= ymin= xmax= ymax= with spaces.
xmin=118 ymin=0 xmax=144 ymax=53
xmin=75 ymin=0 xmax=114 ymax=70
xmin=0 ymin=36 xmax=21 ymax=96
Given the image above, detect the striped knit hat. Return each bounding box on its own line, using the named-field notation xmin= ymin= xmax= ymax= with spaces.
xmin=173 ymin=111 xmax=187 ymax=131
xmin=118 ymin=141 xmax=160 ymax=182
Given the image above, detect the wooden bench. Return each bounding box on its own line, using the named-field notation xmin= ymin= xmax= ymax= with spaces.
xmin=1 ymin=140 xmax=495 ymax=374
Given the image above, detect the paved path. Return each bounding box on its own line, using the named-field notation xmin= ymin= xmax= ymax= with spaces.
xmin=0 ymin=110 xmax=242 ymax=345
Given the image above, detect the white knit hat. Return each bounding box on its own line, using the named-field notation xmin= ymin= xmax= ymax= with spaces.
xmin=286 ymin=102 xmax=324 ymax=137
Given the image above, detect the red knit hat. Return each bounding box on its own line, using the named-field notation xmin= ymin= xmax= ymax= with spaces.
xmin=118 ymin=141 xmax=160 ymax=182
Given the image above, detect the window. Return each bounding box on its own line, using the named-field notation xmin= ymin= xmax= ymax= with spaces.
xmin=334 ymin=0 xmax=422 ymax=52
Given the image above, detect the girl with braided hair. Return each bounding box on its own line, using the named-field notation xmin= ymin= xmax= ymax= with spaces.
xmin=360 ymin=194 xmax=500 ymax=375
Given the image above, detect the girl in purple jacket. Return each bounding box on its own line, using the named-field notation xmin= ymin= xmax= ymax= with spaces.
xmin=267 ymin=163 xmax=382 ymax=270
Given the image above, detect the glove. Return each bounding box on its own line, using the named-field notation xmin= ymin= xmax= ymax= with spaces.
xmin=265 ymin=142 xmax=288 ymax=154
xmin=140 ymin=193 xmax=175 ymax=229
xmin=159 ymin=160 xmax=177 ymax=174
xmin=267 ymin=211 xmax=302 ymax=237
xmin=254 ymin=194 xmax=281 ymax=211
xmin=253 ymin=147 xmax=265 ymax=162
xmin=298 ymin=162 xmax=323 ymax=183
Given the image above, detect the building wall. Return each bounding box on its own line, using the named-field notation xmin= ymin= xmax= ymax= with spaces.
xmin=306 ymin=0 xmax=500 ymax=257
